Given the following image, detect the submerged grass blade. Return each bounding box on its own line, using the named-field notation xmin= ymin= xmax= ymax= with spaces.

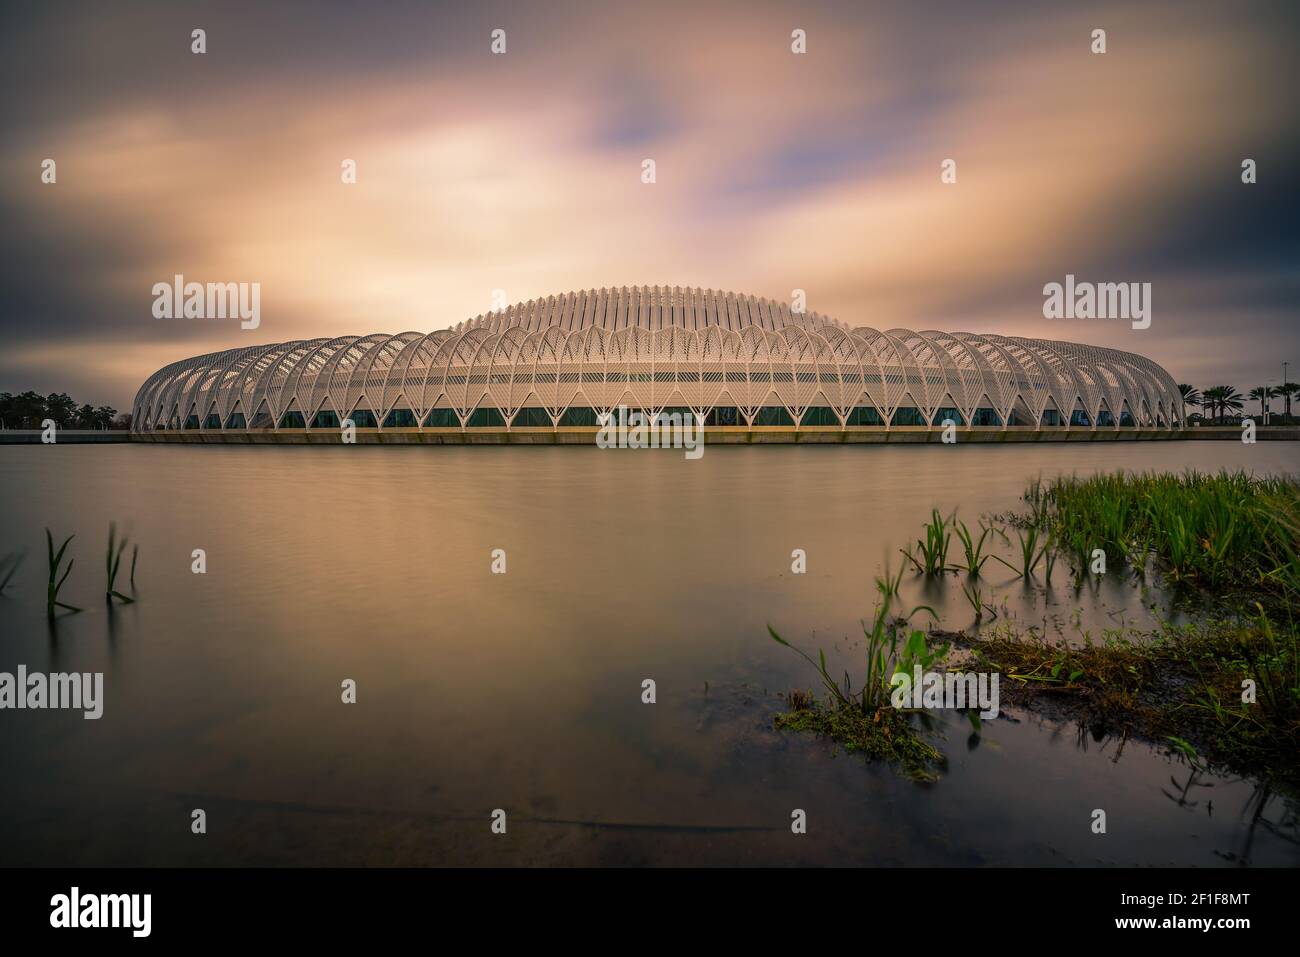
xmin=105 ymin=522 xmax=133 ymax=603
xmin=45 ymin=528 xmax=81 ymax=619
xmin=0 ymin=549 xmax=25 ymax=592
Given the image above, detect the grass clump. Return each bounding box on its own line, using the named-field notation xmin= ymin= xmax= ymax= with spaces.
xmin=993 ymin=524 xmax=1053 ymax=581
xmin=769 ymin=470 xmax=1300 ymax=791
xmin=982 ymin=470 xmax=1300 ymax=791
xmin=1034 ymin=470 xmax=1300 ymax=602
xmin=953 ymin=519 xmax=994 ymax=576
xmin=902 ymin=509 xmax=952 ymax=575
xmin=775 ymin=697 xmax=944 ymax=782
xmin=770 ymin=562 xmax=948 ymax=780
xmin=959 ymin=605 xmax=1300 ymax=793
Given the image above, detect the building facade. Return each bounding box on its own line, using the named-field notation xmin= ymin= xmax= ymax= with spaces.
xmin=133 ymin=286 xmax=1184 ymax=436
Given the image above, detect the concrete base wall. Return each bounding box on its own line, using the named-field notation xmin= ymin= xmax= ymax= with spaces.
xmin=6 ymin=427 xmax=1292 ymax=445
xmin=0 ymin=430 xmax=131 ymax=444
xmin=123 ymin=426 xmax=1300 ymax=445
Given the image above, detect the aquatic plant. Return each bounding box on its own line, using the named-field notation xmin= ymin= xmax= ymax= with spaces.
xmin=769 ymin=560 xmax=943 ymax=777
xmin=994 ymin=525 xmax=1047 ymax=579
xmin=960 ymin=578 xmax=996 ymax=622
xmin=773 ymin=697 xmax=945 ymax=781
xmin=1033 ymin=470 xmax=1300 ymax=602
xmin=1166 ymin=736 xmax=1207 ymax=772
xmin=774 ymin=470 xmax=1300 ymax=791
xmin=965 ymin=603 xmax=1300 ymax=793
xmin=1236 ymin=604 xmax=1299 ymax=744
xmin=902 ymin=509 xmax=952 ymax=576
xmin=769 ymin=565 xmax=933 ymax=712
xmin=104 ymin=522 xmax=134 ymax=604
xmin=954 ymin=519 xmax=994 ymax=576
xmin=1041 ymin=541 xmax=1058 ymax=585
xmin=45 ymin=529 xmax=80 ymax=619
xmin=0 ymin=549 xmax=25 ymax=593
xmin=876 ymin=558 xmax=905 ymax=602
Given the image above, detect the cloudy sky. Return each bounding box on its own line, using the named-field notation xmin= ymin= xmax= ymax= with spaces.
xmin=2 ymin=0 xmax=1296 ymax=410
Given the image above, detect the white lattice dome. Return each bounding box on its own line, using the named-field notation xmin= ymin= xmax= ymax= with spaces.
xmin=133 ymin=286 xmax=1183 ymax=432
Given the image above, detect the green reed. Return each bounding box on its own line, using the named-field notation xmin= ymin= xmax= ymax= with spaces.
xmin=1034 ymin=470 xmax=1300 ymax=601
xmin=104 ymin=522 xmax=134 ymax=604
xmin=903 ymin=509 xmax=952 ymax=576
xmin=45 ymin=529 xmax=81 ymax=619
xmin=994 ymin=525 xmax=1048 ymax=579
xmin=770 ymin=559 xmax=936 ymax=712
xmin=954 ymin=519 xmax=994 ymax=576
xmin=960 ymin=577 xmax=988 ymax=621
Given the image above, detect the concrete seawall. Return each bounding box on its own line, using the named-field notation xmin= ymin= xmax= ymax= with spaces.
xmin=124 ymin=426 xmax=1298 ymax=444
xmin=5 ymin=427 xmax=1297 ymax=445
xmin=0 ymin=430 xmax=131 ymax=444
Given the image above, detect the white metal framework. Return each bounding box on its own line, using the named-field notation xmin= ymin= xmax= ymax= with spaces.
xmin=132 ymin=286 xmax=1184 ymax=432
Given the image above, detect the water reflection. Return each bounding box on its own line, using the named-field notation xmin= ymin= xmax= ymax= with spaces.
xmin=0 ymin=442 xmax=1296 ymax=865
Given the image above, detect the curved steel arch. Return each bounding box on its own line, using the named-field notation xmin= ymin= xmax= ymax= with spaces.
xmin=131 ymin=286 xmax=1183 ymax=436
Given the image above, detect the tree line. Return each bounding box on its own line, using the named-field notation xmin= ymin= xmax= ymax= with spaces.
xmin=1178 ymin=383 xmax=1298 ymax=424
xmin=0 ymin=391 xmax=130 ymax=430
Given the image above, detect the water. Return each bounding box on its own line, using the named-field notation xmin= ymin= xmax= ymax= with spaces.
xmin=1 ymin=441 xmax=1297 ymax=866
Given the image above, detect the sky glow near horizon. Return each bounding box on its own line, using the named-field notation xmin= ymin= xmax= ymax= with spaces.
xmin=1 ymin=0 xmax=1296 ymax=409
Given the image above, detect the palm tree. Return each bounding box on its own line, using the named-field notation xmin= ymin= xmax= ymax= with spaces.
xmin=1201 ymin=386 xmax=1224 ymax=423
xmin=1249 ymin=386 xmax=1274 ymax=417
xmin=1277 ymin=381 xmax=1298 ymax=420
xmin=1177 ymin=383 xmax=1201 ymax=416
xmin=1218 ymin=386 xmax=1244 ymax=421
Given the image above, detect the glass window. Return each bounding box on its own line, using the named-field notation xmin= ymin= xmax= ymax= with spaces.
xmin=656 ymin=407 xmax=695 ymax=422
xmin=310 ymin=409 xmax=340 ymax=429
xmin=846 ymin=406 xmax=883 ymax=426
xmin=558 ymin=407 xmax=599 ymax=426
xmin=466 ymin=407 xmax=505 ymax=427
xmin=511 ymin=407 xmax=552 ymax=427
xmin=800 ymin=407 xmax=839 ymax=426
xmin=382 ymin=408 xmax=418 ymax=427
xmin=423 ymin=409 xmax=459 ymax=427
xmin=754 ymin=406 xmax=794 ymax=426
xmin=890 ymin=406 xmax=925 ymax=426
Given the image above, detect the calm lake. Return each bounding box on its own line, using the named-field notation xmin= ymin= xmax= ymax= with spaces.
xmin=1 ymin=441 xmax=1298 ymax=866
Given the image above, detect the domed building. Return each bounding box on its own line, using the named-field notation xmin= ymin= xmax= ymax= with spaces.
xmin=132 ymin=286 xmax=1184 ymax=441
